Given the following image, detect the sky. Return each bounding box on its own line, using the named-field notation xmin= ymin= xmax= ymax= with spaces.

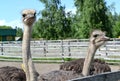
xmin=0 ymin=0 xmax=120 ymax=29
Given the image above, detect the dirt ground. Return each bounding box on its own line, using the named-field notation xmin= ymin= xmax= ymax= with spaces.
xmin=0 ymin=61 xmax=119 ymax=74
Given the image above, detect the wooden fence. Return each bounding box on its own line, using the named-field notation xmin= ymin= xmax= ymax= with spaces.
xmin=0 ymin=39 xmax=120 ymax=62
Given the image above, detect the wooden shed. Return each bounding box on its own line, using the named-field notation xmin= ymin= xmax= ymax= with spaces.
xmin=0 ymin=29 xmax=16 ymax=41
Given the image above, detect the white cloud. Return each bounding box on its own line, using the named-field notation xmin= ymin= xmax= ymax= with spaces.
xmin=0 ymin=19 xmax=23 ymax=29
xmin=0 ymin=20 xmax=6 ymax=25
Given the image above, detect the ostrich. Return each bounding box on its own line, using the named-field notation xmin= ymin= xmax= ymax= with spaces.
xmin=82 ymin=30 xmax=110 ymax=76
xmin=39 ymin=30 xmax=110 ymax=81
xmin=0 ymin=9 xmax=37 ymax=81
xmin=60 ymin=30 xmax=111 ymax=75
xmin=22 ymin=9 xmax=38 ymax=81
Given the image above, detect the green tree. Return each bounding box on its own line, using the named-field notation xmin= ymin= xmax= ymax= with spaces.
xmin=0 ymin=25 xmax=12 ymax=29
xmin=112 ymin=13 xmax=120 ymax=37
xmin=113 ymin=21 xmax=120 ymax=37
xmin=113 ymin=12 xmax=120 ymax=21
xmin=74 ymin=0 xmax=113 ymax=38
xmin=16 ymin=27 xmax=23 ymax=37
xmin=32 ymin=0 xmax=73 ymax=40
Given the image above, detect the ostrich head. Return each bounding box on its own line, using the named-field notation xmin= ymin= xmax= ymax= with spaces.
xmin=90 ymin=30 xmax=109 ymax=49
xmin=22 ymin=9 xmax=36 ymax=26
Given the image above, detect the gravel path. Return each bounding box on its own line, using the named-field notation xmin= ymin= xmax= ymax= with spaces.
xmin=0 ymin=61 xmax=119 ymax=74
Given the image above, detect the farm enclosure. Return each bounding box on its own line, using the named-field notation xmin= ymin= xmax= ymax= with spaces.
xmin=0 ymin=39 xmax=120 ymax=62
xmin=0 ymin=39 xmax=120 ymax=81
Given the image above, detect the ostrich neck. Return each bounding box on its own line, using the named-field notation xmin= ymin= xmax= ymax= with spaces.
xmin=22 ymin=24 xmax=38 ymax=81
xmin=22 ymin=24 xmax=32 ymax=81
xmin=82 ymin=43 xmax=97 ymax=76
xmin=22 ymin=24 xmax=32 ymax=58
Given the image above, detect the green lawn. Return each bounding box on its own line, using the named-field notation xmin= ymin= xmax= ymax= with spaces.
xmin=0 ymin=56 xmax=119 ymax=64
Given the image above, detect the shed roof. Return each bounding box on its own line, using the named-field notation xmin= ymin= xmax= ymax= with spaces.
xmin=0 ymin=29 xmax=16 ymax=36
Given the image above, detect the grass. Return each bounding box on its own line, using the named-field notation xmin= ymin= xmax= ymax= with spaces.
xmin=0 ymin=56 xmax=75 ymax=62
xmin=0 ymin=56 xmax=21 ymax=60
xmin=106 ymin=60 xmax=120 ymax=62
xmin=107 ymin=55 xmax=120 ymax=58
xmin=0 ymin=56 xmax=119 ymax=64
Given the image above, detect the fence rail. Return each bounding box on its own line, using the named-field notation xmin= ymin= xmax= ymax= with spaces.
xmin=0 ymin=39 xmax=120 ymax=62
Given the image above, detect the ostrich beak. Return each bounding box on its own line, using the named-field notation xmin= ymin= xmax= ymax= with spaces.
xmin=24 ymin=14 xmax=35 ymax=21
xmin=27 ymin=14 xmax=35 ymax=18
xmin=101 ymin=36 xmax=110 ymax=41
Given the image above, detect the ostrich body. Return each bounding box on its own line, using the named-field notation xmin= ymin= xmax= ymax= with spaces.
xmin=60 ymin=58 xmax=111 ymax=75
xmin=40 ymin=30 xmax=110 ymax=81
xmin=0 ymin=66 xmax=26 ymax=81
xmin=22 ymin=9 xmax=38 ymax=81
xmin=40 ymin=70 xmax=83 ymax=81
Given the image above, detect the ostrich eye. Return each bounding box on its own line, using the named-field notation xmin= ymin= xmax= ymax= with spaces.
xmin=22 ymin=14 xmax=26 ymax=17
xmin=93 ymin=34 xmax=99 ymax=38
xmin=34 ymin=13 xmax=36 ymax=16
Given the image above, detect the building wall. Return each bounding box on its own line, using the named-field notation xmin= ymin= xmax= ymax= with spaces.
xmin=0 ymin=36 xmax=15 ymax=41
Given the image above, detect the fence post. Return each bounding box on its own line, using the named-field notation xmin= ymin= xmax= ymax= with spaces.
xmin=61 ymin=40 xmax=65 ymax=62
xmin=43 ymin=40 xmax=47 ymax=57
xmin=1 ymin=42 xmax=3 ymax=55
xmin=68 ymin=41 xmax=71 ymax=57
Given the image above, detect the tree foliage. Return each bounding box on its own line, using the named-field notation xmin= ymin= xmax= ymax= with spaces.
xmin=113 ymin=21 xmax=120 ymax=37
xmin=16 ymin=27 xmax=23 ymax=37
xmin=32 ymin=0 xmax=120 ymax=39
xmin=74 ymin=0 xmax=113 ymax=38
xmin=0 ymin=25 xmax=12 ymax=29
xmin=112 ymin=13 xmax=120 ymax=37
xmin=32 ymin=0 xmax=73 ymax=40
